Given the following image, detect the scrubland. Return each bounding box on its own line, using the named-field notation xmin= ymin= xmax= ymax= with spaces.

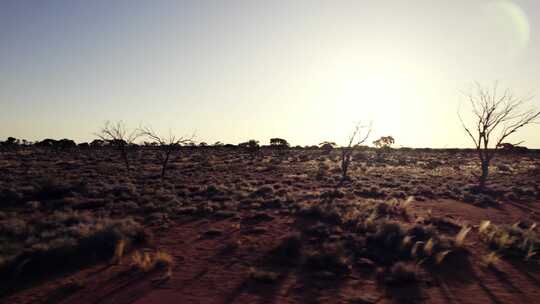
xmin=1 ymin=146 xmax=539 ymax=303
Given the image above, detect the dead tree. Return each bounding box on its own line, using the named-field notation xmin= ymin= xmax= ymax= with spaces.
xmin=139 ymin=126 xmax=193 ymax=179
xmin=340 ymin=122 xmax=371 ymax=184
xmin=459 ymin=83 xmax=539 ymax=189
xmin=96 ymin=121 xmax=140 ymax=171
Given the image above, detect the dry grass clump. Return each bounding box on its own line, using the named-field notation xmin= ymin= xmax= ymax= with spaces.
xmin=297 ymin=197 xmax=471 ymax=270
xmin=32 ymin=178 xmax=88 ymax=202
xmin=131 ymin=250 xmax=174 ymax=278
xmin=111 ymin=239 xmax=126 ymax=264
xmin=303 ymin=244 xmax=350 ymax=277
xmin=296 ymin=203 xmax=343 ymax=224
xmin=376 ymin=262 xmax=417 ymax=285
xmin=358 ymin=219 xmax=470 ymax=268
xmin=406 ymin=225 xmax=470 ymax=266
xmin=478 ymin=220 xmax=538 ymax=262
xmin=297 ymin=197 xmax=414 ymax=229
xmin=481 ymin=251 xmax=502 ymax=268
xmin=0 ymin=212 xmax=146 ymax=283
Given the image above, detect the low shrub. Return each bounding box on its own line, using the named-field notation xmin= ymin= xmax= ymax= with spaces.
xmin=479 ymin=220 xmax=538 ymax=261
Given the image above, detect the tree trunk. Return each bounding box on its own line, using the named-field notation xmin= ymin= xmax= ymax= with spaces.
xmin=122 ymin=148 xmax=130 ymax=171
xmin=479 ymin=160 xmax=489 ymax=190
xmin=161 ymin=151 xmax=171 ymax=179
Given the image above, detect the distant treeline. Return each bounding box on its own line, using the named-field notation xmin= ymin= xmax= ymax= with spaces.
xmin=0 ymin=136 xmax=536 ymax=153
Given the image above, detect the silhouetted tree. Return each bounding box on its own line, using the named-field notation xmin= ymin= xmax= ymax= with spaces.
xmin=90 ymin=139 xmax=106 ymax=148
xmin=7 ymin=137 xmax=19 ymax=145
xmin=319 ymin=141 xmax=336 ymax=153
xmin=1 ymin=137 xmax=19 ymax=149
xmin=270 ymin=138 xmax=290 ymax=149
xmin=459 ymin=82 xmax=540 ymax=189
xmin=340 ymin=122 xmax=371 ymax=183
xmin=96 ymin=121 xmax=140 ymax=171
xmin=238 ymin=140 xmax=260 ymax=155
xmin=34 ymin=139 xmax=76 ymax=149
xmin=139 ymin=126 xmax=193 ymax=179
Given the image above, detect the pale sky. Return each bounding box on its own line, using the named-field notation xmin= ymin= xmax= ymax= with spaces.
xmin=1 ymin=0 xmax=539 ymax=147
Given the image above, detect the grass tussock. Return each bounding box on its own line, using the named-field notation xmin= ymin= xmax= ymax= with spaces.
xmin=131 ymin=250 xmax=174 ymax=278
xmin=0 ymin=212 xmax=146 ymax=284
xmin=376 ymin=262 xmax=417 ymax=285
xmin=478 ymin=220 xmax=538 ymax=262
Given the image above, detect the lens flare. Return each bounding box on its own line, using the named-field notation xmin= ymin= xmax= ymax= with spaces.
xmin=488 ymin=0 xmax=531 ymax=50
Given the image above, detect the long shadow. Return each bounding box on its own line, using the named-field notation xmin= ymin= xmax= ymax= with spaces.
xmin=379 ymin=282 xmax=425 ymax=304
xmin=221 ymin=260 xmax=295 ymax=304
xmin=222 ymin=222 xmax=353 ymax=304
xmin=293 ymin=270 xmax=349 ymax=304
xmin=424 ymin=250 xmax=475 ymax=304
xmin=508 ymin=259 xmax=540 ymax=288
xmin=222 ymin=279 xmax=250 ymax=304
xmin=221 ymin=232 xmax=300 ymax=304
xmin=424 ymin=250 xmax=475 ymax=287
xmin=471 ymin=272 xmax=504 ymax=304
xmin=432 ymin=255 xmax=505 ymax=304
xmin=68 ymin=268 xmax=159 ymax=304
xmin=432 ymin=275 xmax=458 ymax=304
xmin=504 ymin=201 xmax=540 ymax=221
xmin=488 ymin=266 xmax=525 ymax=296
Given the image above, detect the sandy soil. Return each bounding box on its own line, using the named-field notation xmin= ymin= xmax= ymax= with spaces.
xmin=1 ymin=147 xmax=539 ymax=303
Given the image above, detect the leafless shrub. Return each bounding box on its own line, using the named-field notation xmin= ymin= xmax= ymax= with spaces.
xmin=339 ymin=122 xmax=371 ymax=185
xmin=459 ymin=82 xmax=539 ymax=189
xmin=96 ymin=121 xmax=140 ymax=171
xmin=139 ymin=126 xmax=194 ymax=179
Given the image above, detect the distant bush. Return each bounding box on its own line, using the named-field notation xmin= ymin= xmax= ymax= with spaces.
xmin=318 ymin=141 xmax=336 ymax=153
xmin=238 ymin=139 xmax=260 ymax=154
xmin=34 ymin=138 xmax=76 ymax=149
xmin=77 ymin=142 xmax=90 ymax=149
xmin=270 ymin=138 xmax=290 ymax=149
xmin=373 ymin=136 xmax=395 ymax=149
xmin=0 ymin=137 xmax=20 ymax=148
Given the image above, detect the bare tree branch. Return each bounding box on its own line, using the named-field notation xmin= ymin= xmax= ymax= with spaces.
xmin=138 ymin=126 xmax=195 ymax=179
xmin=458 ymin=83 xmax=538 ymax=189
xmin=95 ymin=121 xmax=140 ymax=171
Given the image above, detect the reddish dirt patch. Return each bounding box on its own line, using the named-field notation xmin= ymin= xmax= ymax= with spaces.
xmin=5 ymin=207 xmax=540 ymax=304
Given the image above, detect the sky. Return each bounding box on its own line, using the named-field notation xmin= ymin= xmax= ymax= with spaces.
xmin=1 ymin=0 xmax=540 ymax=148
